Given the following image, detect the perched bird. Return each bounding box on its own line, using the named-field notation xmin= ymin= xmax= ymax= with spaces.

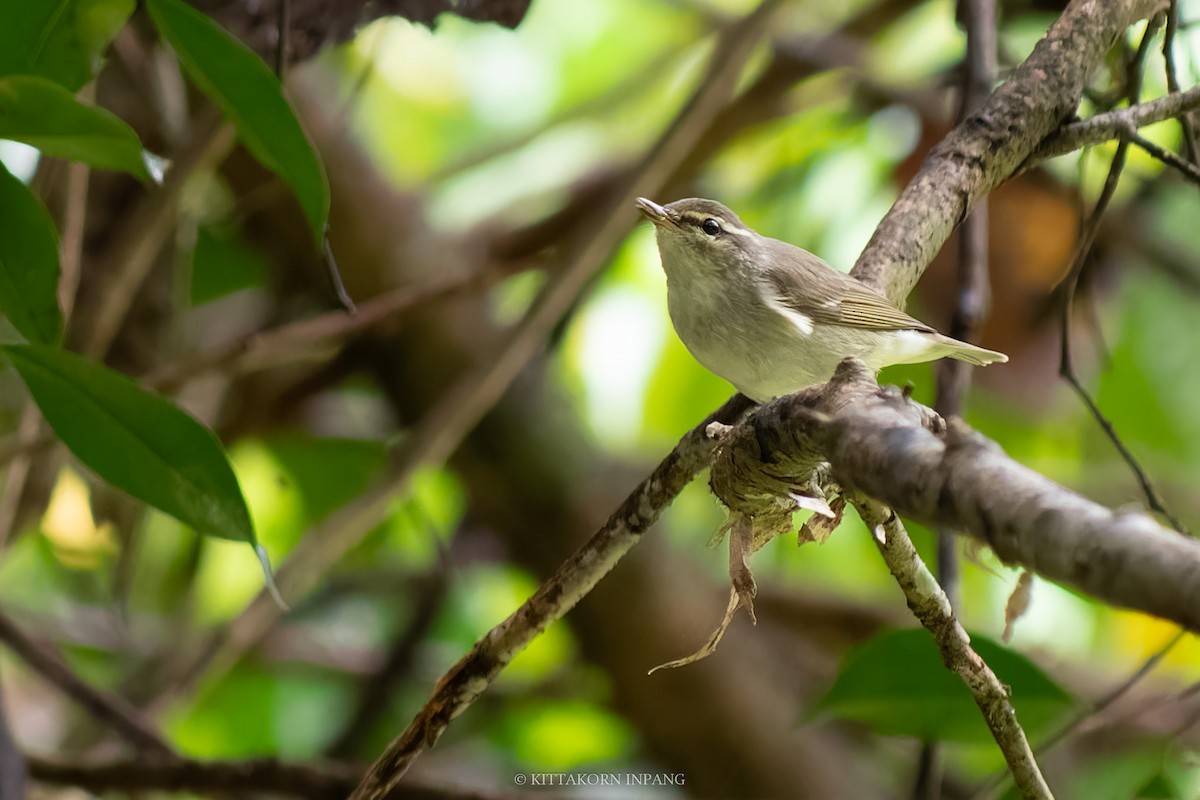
xmin=636 ymin=197 xmax=1007 ymax=402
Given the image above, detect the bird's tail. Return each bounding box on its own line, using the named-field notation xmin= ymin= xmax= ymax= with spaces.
xmin=940 ymin=336 xmax=1008 ymax=367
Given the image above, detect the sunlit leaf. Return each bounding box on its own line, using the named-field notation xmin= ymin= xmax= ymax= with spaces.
xmin=0 ymin=75 xmax=149 ymax=179
xmin=145 ymin=0 xmax=329 ymax=239
xmin=500 ymin=701 xmax=635 ymax=771
xmin=0 ymin=0 xmax=135 ymax=91
xmin=0 ymin=162 xmax=62 ymax=344
xmin=810 ymin=627 xmax=1073 ymax=745
xmin=262 ymin=436 xmax=387 ymax=523
xmin=2 ymin=344 xmax=257 ymax=549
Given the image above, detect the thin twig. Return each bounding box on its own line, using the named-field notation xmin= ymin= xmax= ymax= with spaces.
xmin=0 ymin=262 xmax=521 ymax=468
xmin=1031 ymin=85 xmax=1200 ymax=165
xmin=0 ymin=607 xmax=173 ymax=757
xmin=274 ymin=0 xmax=291 ymax=78
xmin=146 ymin=266 xmax=506 ymax=392
xmin=935 ymin=0 xmax=998 ymax=609
xmin=973 ymin=628 xmax=1189 ymax=800
xmin=1039 ymin=629 xmax=1188 ymax=754
xmin=1057 ymin=17 xmax=1188 ymax=536
xmin=324 ymin=571 xmax=449 ymax=758
xmin=425 ymin=41 xmax=694 ymax=186
xmin=855 ymin=502 xmax=1051 ymax=800
xmin=1053 ymin=28 xmax=1195 ymax=771
xmin=1163 ymin=0 xmax=1199 ymax=164
xmin=58 ymin=161 xmax=89 ymax=320
xmin=1129 ymin=128 xmax=1200 ymax=184
xmin=0 ymin=407 xmax=43 ymax=550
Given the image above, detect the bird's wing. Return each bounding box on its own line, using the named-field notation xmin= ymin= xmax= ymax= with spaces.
xmin=760 ymin=253 xmax=934 ymax=333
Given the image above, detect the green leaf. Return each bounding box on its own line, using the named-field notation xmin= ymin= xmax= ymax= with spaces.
xmin=1 ymin=344 xmax=255 ymax=546
xmin=145 ymin=0 xmax=329 ymax=239
xmin=0 ymin=75 xmax=149 ymax=179
xmin=262 ymin=436 xmax=387 ymax=523
xmin=190 ymin=226 xmax=268 ymax=306
xmin=0 ymin=162 xmax=62 ymax=344
xmin=0 ymin=0 xmax=135 ymax=92
xmin=1135 ymin=773 xmax=1179 ymax=800
xmin=1066 ymin=746 xmax=1165 ymax=800
xmin=810 ymin=628 xmax=1073 ymax=745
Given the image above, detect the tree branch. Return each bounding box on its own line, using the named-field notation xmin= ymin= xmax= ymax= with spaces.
xmin=852 ymin=0 xmax=1167 ymax=303
xmin=347 ymin=394 xmax=754 ymax=800
xmin=1032 ymin=85 xmax=1200 ymax=163
xmin=855 ymin=503 xmax=1051 ymax=800
xmin=25 ymin=753 xmax=499 ymax=800
xmin=710 ymin=359 xmax=1200 ymax=631
xmin=0 ymin=607 xmax=173 ymax=757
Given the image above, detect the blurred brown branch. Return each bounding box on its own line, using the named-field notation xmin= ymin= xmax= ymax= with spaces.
xmin=25 ymin=753 xmax=502 ymax=800
xmin=0 ymin=608 xmax=173 ymax=757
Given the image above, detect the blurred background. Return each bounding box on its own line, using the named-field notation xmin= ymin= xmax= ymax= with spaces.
xmin=3 ymin=0 xmax=1200 ymax=797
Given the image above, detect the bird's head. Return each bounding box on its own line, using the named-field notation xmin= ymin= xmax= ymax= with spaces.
xmin=636 ymin=197 xmax=759 ymax=281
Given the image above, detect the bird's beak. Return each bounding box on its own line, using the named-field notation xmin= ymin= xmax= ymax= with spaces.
xmin=635 ymin=197 xmax=673 ymax=227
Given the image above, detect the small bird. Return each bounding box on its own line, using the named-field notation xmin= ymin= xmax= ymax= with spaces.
xmin=636 ymin=197 xmax=1007 ymax=402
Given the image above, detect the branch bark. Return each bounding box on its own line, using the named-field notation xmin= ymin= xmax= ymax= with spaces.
xmin=856 ymin=505 xmax=1051 ymax=800
xmin=1031 ymin=85 xmax=1200 ymax=163
xmin=852 ymin=0 xmax=1167 ymax=303
xmin=347 ymin=394 xmax=754 ymax=800
xmin=710 ymin=360 xmax=1200 ymax=631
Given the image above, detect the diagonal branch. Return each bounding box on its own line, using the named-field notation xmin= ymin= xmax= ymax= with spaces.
xmin=852 ymin=0 xmax=1166 ymax=304
xmin=1129 ymin=129 xmax=1200 ymax=185
xmin=346 ymin=394 xmax=754 ymax=800
xmin=0 ymin=608 xmax=173 ymax=757
xmin=855 ymin=503 xmax=1051 ymax=800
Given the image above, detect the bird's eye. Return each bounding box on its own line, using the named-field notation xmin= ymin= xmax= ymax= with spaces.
xmin=702 ymin=218 xmax=721 ymax=236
